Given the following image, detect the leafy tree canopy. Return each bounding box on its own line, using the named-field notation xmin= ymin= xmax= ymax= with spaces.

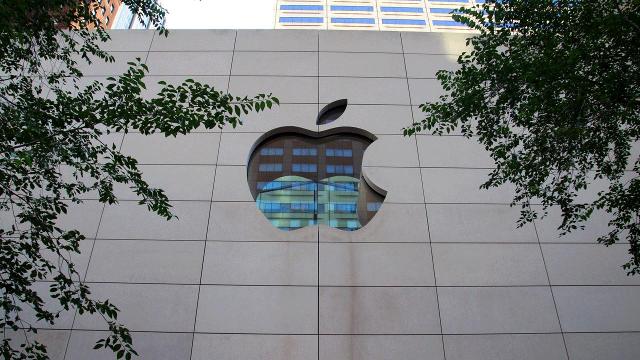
xmin=0 ymin=1 xmax=278 ymax=359
xmin=406 ymin=1 xmax=639 ymax=273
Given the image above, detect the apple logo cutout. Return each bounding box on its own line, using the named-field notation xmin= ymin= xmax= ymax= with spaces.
xmin=247 ymin=99 xmax=387 ymax=232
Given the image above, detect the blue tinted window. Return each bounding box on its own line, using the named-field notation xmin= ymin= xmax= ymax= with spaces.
xmin=382 ymin=18 xmax=426 ymax=25
xmin=259 ymin=181 xmax=284 ymax=191
xmin=432 ymin=19 xmax=466 ymax=26
xmin=334 ymin=203 xmax=357 ymax=213
xmin=328 ymin=202 xmax=357 ymax=213
xmin=258 ymin=181 xmax=316 ymax=191
xmin=292 ymin=148 xmax=318 ymax=156
xmin=260 ymin=202 xmax=283 ymax=213
xmin=331 ymin=18 xmax=375 ymax=24
xmin=327 ymin=182 xmax=357 ymax=192
xmin=380 ymin=7 xmax=424 ymax=13
xmin=280 ymin=5 xmax=323 ymax=11
xmin=330 ymin=5 xmax=374 ymax=11
xmin=326 ymin=165 xmax=354 ymax=174
xmin=291 ymin=202 xmax=315 ymax=212
xmin=297 ymin=182 xmax=317 ymax=191
xmin=260 ymin=147 xmax=284 ymax=156
xmin=257 ymin=182 xmax=271 ymax=190
xmin=259 ymin=163 xmax=283 ymax=172
xmin=279 ymin=17 xmax=324 ymax=23
xmin=292 ymin=163 xmax=317 ymax=173
xmin=260 ymin=202 xmax=317 ymax=213
xmin=326 ymin=148 xmax=352 ymax=157
xmin=430 ymin=8 xmax=456 ymax=14
xmin=367 ymin=202 xmax=382 ymax=211
xmin=344 ymin=182 xmax=357 ymax=191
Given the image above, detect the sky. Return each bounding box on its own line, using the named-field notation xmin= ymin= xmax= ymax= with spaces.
xmin=161 ymin=0 xmax=277 ymax=29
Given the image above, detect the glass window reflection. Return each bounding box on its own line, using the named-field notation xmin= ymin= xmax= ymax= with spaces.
xmin=258 ymin=163 xmax=283 ymax=172
xmin=293 ymin=148 xmax=318 ymax=156
xmin=247 ymin=133 xmax=385 ymax=232
xmin=292 ymin=163 xmax=317 ymax=173
xmin=260 ymin=147 xmax=284 ymax=156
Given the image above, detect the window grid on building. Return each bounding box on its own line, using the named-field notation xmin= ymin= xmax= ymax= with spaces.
xmin=275 ymin=0 xmax=485 ymax=32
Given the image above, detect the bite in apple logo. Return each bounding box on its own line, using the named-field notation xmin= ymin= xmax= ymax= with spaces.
xmin=247 ymin=100 xmax=386 ymax=231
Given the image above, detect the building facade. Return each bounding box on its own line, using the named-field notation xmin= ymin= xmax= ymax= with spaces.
xmin=110 ymin=3 xmax=153 ymax=29
xmin=16 ymin=30 xmax=640 ymax=360
xmin=275 ymin=0 xmax=485 ymax=31
xmin=78 ymin=0 xmax=152 ymax=29
xmin=71 ymin=0 xmax=121 ymax=29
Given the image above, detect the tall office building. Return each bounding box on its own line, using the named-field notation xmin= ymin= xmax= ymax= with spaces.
xmin=275 ymin=0 xmax=485 ymax=32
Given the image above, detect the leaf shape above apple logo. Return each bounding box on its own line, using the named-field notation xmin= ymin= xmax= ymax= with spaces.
xmin=316 ymin=99 xmax=348 ymax=125
xmin=247 ymin=99 xmax=387 ymax=231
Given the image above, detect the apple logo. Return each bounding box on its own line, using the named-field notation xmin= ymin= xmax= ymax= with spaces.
xmin=247 ymin=99 xmax=386 ymax=231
